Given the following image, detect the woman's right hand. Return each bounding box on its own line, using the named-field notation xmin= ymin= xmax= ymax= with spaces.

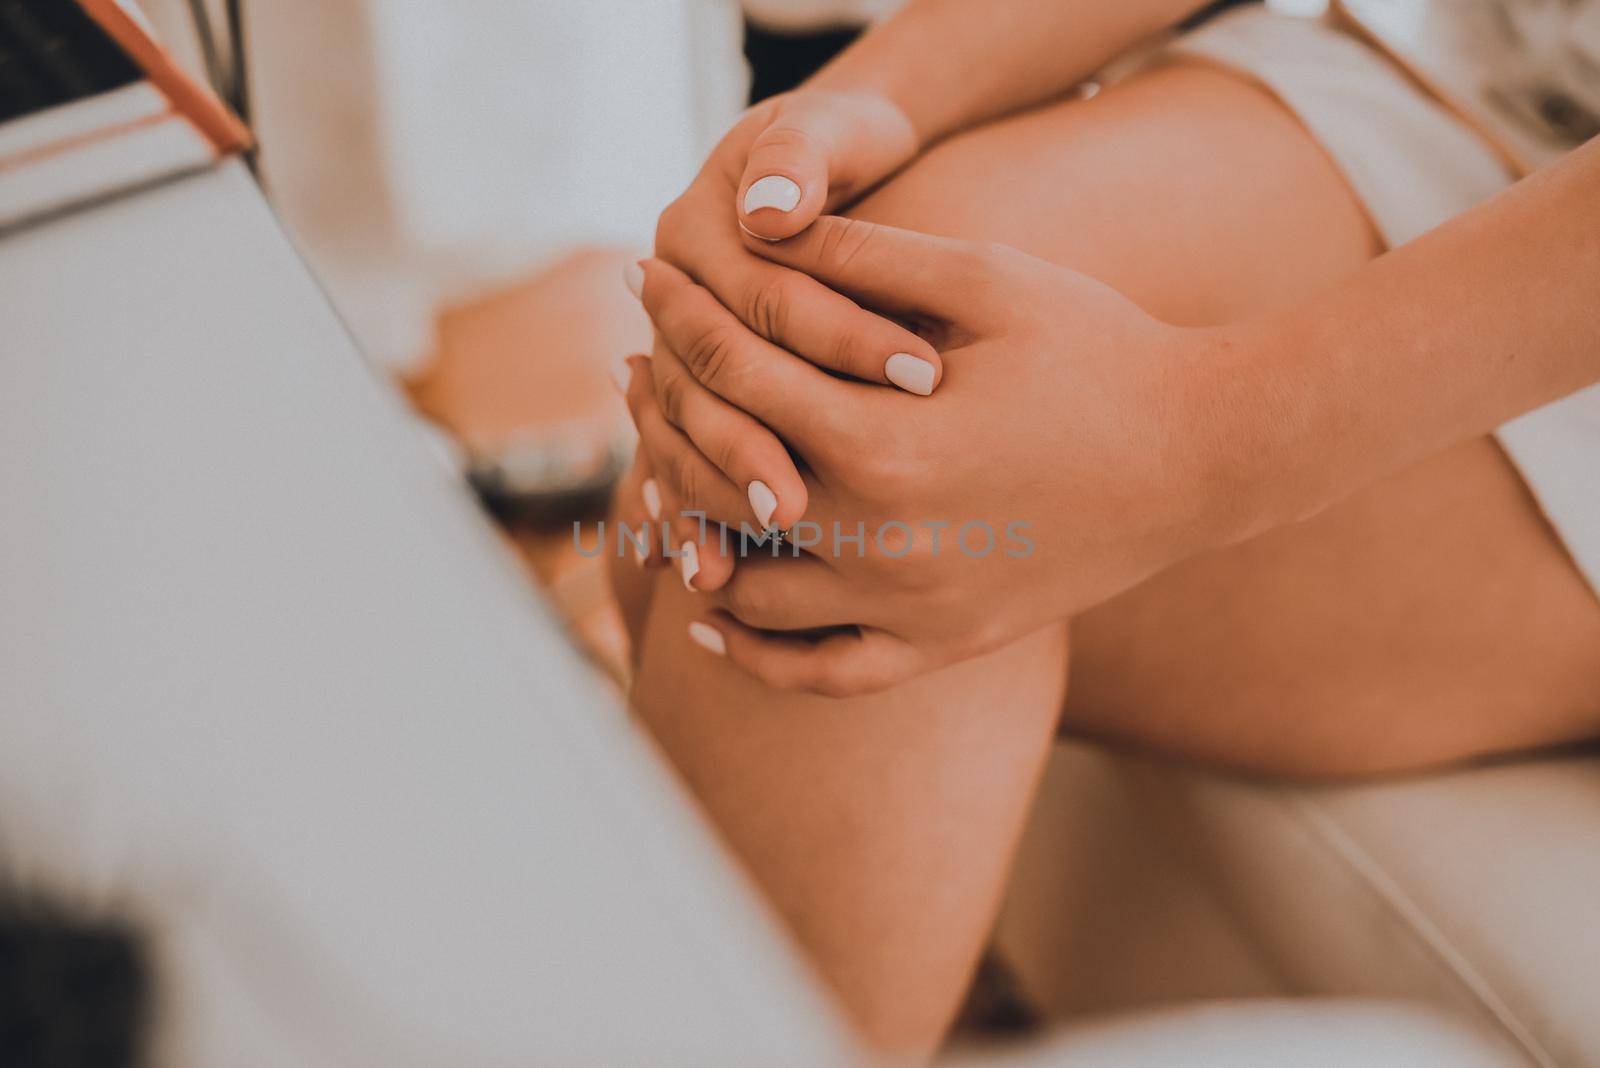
xmin=635 ymin=89 xmax=944 ymax=589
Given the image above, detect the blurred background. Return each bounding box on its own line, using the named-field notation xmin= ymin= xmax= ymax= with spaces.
xmin=126 ymin=0 xmax=934 ymax=684
xmin=8 ymin=3 xmax=1600 ymax=1064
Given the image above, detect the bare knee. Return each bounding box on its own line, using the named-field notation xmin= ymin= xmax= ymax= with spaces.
xmin=844 ymin=63 xmax=1376 ymax=326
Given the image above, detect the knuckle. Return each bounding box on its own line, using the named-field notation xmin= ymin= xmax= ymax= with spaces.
xmin=828 ymin=320 xmax=874 ymax=374
xmin=653 ymin=196 xmax=691 ymax=254
xmin=623 ymin=380 xmax=649 ymax=426
xmin=720 ymin=577 xmax=766 ymax=624
xmin=880 ymin=534 xmax=947 ymax=593
xmin=852 ymin=662 xmax=899 ymax=696
xmin=669 ymin=450 xmax=702 ymax=510
xmin=758 ymin=661 xmax=807 ymax=694
xmin=654 ymin=275 xmax=691 ymax=323
xmin=815 ymin=655 xmax=894 ymax=699
xmin=895 ymin=551 xmax=943 ymax=594
xmin=856 ymin=443 xmax=914 ymax=495
xmin=634 ymin=438 xmax=667 ymax=482
xmin=815 ymin=217 xmax=877 ymax=275
xmin=711 ymin=431 xmax=758 ymax=484
xmin=754 ymin=123 xmax=818 ymax=156
xmin=656 ymin=367 xmax=691 ymax=426
xmin=970 ymin=614 xmax=1011 ymax=656
xmin=743 ymin=274 xmax=792 ymax=341
xmin=680 ymin=322 xmax=737 ymax=389
xmin=896 ymin=556 xmax=940 ymax=597
xmin=810 ymin=668 xmax=856 ymax=699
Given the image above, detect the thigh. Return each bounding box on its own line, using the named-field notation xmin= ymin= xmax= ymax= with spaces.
xmin=1065 ymin=437 xmax=1600 ymax=778
xmin=850 ymin=61 xmax=1600 ymax=778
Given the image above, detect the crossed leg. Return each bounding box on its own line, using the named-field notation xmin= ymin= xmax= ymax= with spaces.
xmin=619 ymin=62 xmax=1600 ymax=1054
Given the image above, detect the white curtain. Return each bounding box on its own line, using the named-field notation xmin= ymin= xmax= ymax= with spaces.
xmin=242 ymin=0 xmax=748 ymax=369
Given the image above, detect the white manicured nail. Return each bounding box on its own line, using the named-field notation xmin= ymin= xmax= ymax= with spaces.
xmin=642 ymin=478 xmax=662 ymax=520
xmin=747 ymin=480 xmax=778 ymax=529
xmin=688 ymin=621 xmax=726 ymax=656
xmin=631 ymin=538 xmax=647 ymax=566
xmin=611 ymin=354 xmax=633 ymax=394
xmin=743 ymin=175 xmax=801 ymax=215
xmin=885 ymin=353 xmax=936 ymax=396
xmin=623 ymin=261 xmax=644 ymax=299
xmin=680 ymin=541 xmax=700 ymax=591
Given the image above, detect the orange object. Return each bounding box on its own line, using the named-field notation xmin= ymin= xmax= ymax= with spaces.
xmin=76 ymin=0 xmax=252 ymax=154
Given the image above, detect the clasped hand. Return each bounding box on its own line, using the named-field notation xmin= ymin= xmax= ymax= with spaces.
xmin=622 ymin=97 xmax=1241 ymax=696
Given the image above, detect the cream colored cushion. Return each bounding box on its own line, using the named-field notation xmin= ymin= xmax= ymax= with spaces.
xmin=953 ymin=1000 xmax=1521 ymax=1067
xmin=998 ymin=745 xmax=1600 ymax=1067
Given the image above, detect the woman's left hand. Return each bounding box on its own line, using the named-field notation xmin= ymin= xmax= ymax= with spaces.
xmin=632 ymin=218 xmax=1264 ymax=695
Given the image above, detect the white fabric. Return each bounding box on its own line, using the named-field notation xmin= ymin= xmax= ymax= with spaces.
xmin=0 ymin=162 xmax=853 ymax=1067
xmin=241 ymin=1 xmax=749 ymax=370
xmin=1337 ymin=0 xmax=1600 ymax=175
xmin=998 ymin=742 xmax=1600 ymax=1066
xmin=1175 ymin=8 xmax=1514 ymax=245
xmin=147 ymin=1 xmax=904 ymax=370
xmin=958 ymin=1000 xmax=1521 ymax=1067
xmin=1498 ymin=394 xmax=1600 ymax=590
xmin=1147 ymin=752 xmax=1600 ymax=1066
xmin=1172 ymin=7 xmax=1600 ymax=598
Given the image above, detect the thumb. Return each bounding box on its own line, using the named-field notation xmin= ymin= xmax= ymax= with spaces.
xmin=737 ymin=92 xmax=917 ymax=241
xmin=746 ymin=215 xmax=1011 ymax=325
xmin=737 ymin=121 xmax=832 ymax=241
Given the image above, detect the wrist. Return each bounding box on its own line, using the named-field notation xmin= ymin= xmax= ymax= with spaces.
xmin=1176 ymin=317 xmax=1328 ymax=554
xmin=802 ymin=56 xmax=941 ymax=150
xmin=787 ymin=84 xmax=923 ymax=154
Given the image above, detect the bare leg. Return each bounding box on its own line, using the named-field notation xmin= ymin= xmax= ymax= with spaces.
xmin=841 ymin=64 xmax=1600 ymax=778
xmin=623 ymin=62 xmax=1600 ymax=1053
xmin=635 ymin=593 xmax=1067 ymax=1054
xmin=1065 ymin=434 xmax=1600 ymax=778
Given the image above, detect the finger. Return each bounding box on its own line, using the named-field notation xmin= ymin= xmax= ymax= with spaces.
xmin=631 ymin=260 xmax=847 ymax=445
xmin=648 ymin=344 xmax=809 ymax=532
xmin=743 ymin=215 xmax=1016 ymax=328
xmin=624 ymin=355 xmax=740 ymax=594
xmin=738 ymin=129 xmax=826 ymax=241
xmin=642 ymin=255 xmax=941 ymax=398
xmin=688 ymin=613 xmax=922 ymax=698
xmin=615 ymin=354 xmax=674 ymax=571
xmin=711 ymin=553 xmax=859 ymax=632
xmin=610 ymin=421 xmax=669 ymax=571
xmin=635 ymin=264 xmax=856 ymax=452
xmin=666 ymin=511 xmax=736 ymax=595
xmin=638 ymin=471 xmax=669 ymax=570
xmin=609 ymin=445 xmax=656 ymax=570
xmin=737 ymin=92 xmax=918 ymax=242
xmin=608 ymin=448 xmax=659 ymax=652
xmin=639 ymin=450 xmax=725 ymax=594
xmin=621 ymin=353 xmax=757 ymax=536
xmin=639 ymin=269 xmax=935 ymax=456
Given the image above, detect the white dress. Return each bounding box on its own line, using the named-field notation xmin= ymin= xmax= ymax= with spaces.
xmin=1168 ymin=1 xmax=1600 ymax=597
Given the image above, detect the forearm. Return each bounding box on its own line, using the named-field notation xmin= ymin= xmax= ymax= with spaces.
xmin=805 ymin=0 xmax=1209 ymax=146
xmin=1219 ymin=136 xmax=1600 ymax=540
